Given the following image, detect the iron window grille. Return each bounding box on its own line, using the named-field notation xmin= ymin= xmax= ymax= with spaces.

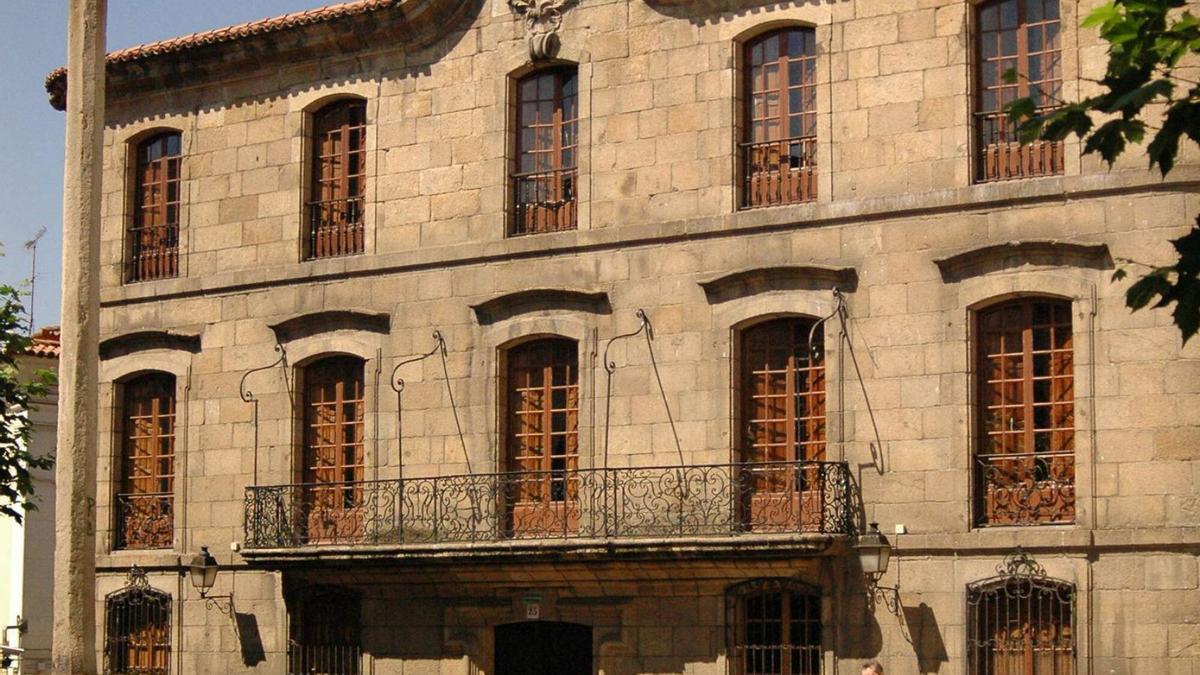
xmin=288 ymin=586 xmax=362 ymax=675
xmin=115 ymin=373 xmax=175 ymax=550
xmin=104 ymin=567 xmax=172 ymax=675
xmin=308 ymin=100 xmax=367 ymax=259
xmin=511 ymin=67 xmax=578 ymax=236
xmin=975 ymin=298 xmax=1075 ymax=527
xmin=974 ymin=0 xmax=1064 ymax=182
xmin=967 ymin=550 xmax=1076 ymax=674
xmin=128 ymin=132 xmax=181 ymax=283
xmin=742 ymin=28 xmax=818 ymax=209
xmin=727 ymin=579 xmax=822 ymax=675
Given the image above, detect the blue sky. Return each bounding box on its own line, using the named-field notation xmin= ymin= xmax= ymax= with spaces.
xmin=0 ymin=1 xmax=320 ymax=331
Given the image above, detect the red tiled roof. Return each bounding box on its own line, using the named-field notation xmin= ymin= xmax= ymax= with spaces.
xmin=45 ymin=0 xmax=401 ymax=109
xmin=25 ymin=326 xmax=61 ymax=359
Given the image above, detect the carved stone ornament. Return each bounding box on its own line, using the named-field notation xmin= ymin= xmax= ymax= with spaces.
xmin=509 ymin=0 xmax=578 ymax=60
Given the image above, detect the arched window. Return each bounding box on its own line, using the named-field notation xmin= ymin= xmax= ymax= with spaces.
xmin=727 ymin=579 xmax=821 ymax=675
xmin=967 ymin=552 xmax=1075 ymax=674
xmin=115 ymin=373 xmax=175 ymax=550
xmin=504 ymin=338 xmax=579 ymax=536
xmin=975 ymin=298 xmax=1075 ymax=526
xmin=308 ymin=99 xmax=367 ymax=259
xmin=104 ymin=568 xmax=171 ymax=675
xmin=128 ymin=132 xmax=181 ymax=282
xmin=974 ymin=0 xmax=1063 ymax=181
xmin=288 ymin=586 xmax=362 ymax=675
xmin=511 ymin=67 xmax=578 ymax=236
xmin=742 ymin=27 xmax=817 ymax=208
xmin=299 ymin=356 xmax=366 ymax=543
xmin=737 ymin=317 xmax=825 ymax=531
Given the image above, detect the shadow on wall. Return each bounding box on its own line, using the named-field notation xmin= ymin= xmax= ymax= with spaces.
xmin=903 ymin=603 xmax=948 ymax=674
xmin=235 ymin=611 xmax=266 ymax=667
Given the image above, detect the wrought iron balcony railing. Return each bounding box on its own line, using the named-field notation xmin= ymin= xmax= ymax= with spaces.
xmin=244 ymin=460 xmax=851 ymax=550
xmin=975 ymin=451 xmax=1075 ymax=527
xmin=115 ymin=492 xmax=174 ymax=550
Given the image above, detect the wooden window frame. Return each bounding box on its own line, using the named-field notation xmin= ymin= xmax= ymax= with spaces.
xmin=740 ymin=27 xmax=818 ymax=209
xmin=297 ymin=356 xmax=367 ymax=543
xmin=728 ymin=580 xmax=822 ymax=675
xmin=307 ymin=99 xmax=367 ymax=259
xmin=974 ymin=297 xmax=1075 ymax=527
xmin=502 ymin=337 xmax=580 ymax=536
xmin=114 ymin=373 xmax=176 ymax=550
xmin=973 ymin=0 xmax=1064 ymax=182
xmin=735 ymin=317 xmax=826 ymax=532
xmin=510 ymin=67 xmax=579 ymax=236
xmin=127 ymin=132 xmax=182 ymax=283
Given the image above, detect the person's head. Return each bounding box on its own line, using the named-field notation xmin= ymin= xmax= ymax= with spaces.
xmin=861 ymin=661 xmax=884 ymax=675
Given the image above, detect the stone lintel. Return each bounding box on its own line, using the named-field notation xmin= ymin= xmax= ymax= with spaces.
xmin=933 ymin=240 xmax=1113 ymax=282
xmin=470 ymin=289 xmax=612 ymax=325
xmin=697 ymin=265 xmax=858 ymax=304
xmin=268 ymin=309 xmax=392 ymax=343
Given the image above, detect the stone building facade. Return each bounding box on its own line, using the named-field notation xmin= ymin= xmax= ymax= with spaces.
xmin=46 ymin=0 xmax=1199 ymax=673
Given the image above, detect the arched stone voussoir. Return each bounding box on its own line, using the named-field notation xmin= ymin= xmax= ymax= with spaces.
xmin=697 ymin=265 xmax=858 ymax=304
xmin=469 ymin=289 xmax=611 ymax=325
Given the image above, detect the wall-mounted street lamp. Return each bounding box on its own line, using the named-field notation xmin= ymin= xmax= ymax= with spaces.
xmin=854 ymin=523 xmax=900 ymax=614
xmin=187 ymin=546 xmax=234 ymax=616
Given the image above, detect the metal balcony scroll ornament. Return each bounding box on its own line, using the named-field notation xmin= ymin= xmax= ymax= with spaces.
xmin=240 ymin=344 xmax=287 ymax=484
xmin=996 ymin=547 xmax=1047 ymax=579
xmin=601 ymin=309 xmax=685 ymax=474
xmin=509 ymin=0 xmax=577 ymax=60
xmin=391 ymin=331 xmax=471 ymax=475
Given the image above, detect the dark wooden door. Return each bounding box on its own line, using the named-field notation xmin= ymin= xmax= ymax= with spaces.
xmin=495 ymin=622 xmax=592 ymax=675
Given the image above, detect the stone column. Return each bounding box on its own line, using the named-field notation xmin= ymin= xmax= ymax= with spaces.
xmin=52 ymin=1 xmax=106 ymax=673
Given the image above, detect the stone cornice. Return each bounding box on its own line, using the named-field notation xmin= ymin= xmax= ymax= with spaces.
xmin=46 ymin=0 xmax=480 ymax=111
xmin=470 ymin=288 xmax=611 ymax=325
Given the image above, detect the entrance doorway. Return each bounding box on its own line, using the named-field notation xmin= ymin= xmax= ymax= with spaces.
xmin=494 ymin=621 xmax=592 ymax=675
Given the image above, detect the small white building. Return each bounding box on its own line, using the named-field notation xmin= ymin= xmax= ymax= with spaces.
xmin=0 ymin=327 xmax=59 ymax=674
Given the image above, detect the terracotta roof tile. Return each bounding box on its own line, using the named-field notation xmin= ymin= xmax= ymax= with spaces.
xmin=24 ymin=326 xmax=61 ymax=359
xmin=46 ymin=0 xmax=400 ymax=109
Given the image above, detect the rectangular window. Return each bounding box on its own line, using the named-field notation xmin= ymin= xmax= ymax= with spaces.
xmin=975 ymin=0 xmax=1064 ymax=182
xmin=505 ymin=338 xmax=579 ymax=536
xmin=742 ymin=28 xmax=818 ymax=208
xmin=512 ymin=68 xmax=578 ymax=236
xmin=116 ymin=374 xmax=175 ymax=550
xmin=308 ymin=100 xmax=366 ymax=259
xmin=976 ymin=298 xmax=1075 ymax=526
xmin=301 ymin=356 xmax=366 ymax=542
xmin=129 ymin=133 xmax=181 ymax=282
xmin=738 ymin=318 xmax=825 ymax=531
xmin=733 ymin=585 xmax=821 ymax=675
